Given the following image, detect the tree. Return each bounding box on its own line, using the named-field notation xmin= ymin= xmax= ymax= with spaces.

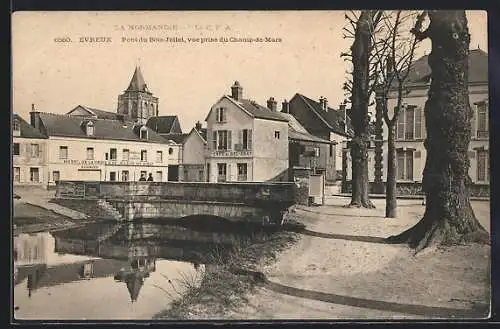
xmin=386 ymin=10 xmax=489 ymax=251
xmin=342 ymin=10 xmax=383 ymax=208
xmin=372 ymin=11 xmax=421 ymax=218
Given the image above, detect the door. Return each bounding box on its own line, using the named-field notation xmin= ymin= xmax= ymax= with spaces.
xmin=167 ymin=165 xmax=179 ymax=181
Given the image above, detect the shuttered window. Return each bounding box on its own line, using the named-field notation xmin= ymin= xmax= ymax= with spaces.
xmin=396 ymin=150 xmax=414 ymax=181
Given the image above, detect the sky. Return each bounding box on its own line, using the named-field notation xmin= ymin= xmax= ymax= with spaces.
xmin=12 ymin=11 xmax=488 ymax=132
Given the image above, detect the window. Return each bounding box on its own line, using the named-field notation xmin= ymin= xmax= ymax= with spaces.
xmin=396 ymin=150 xmax=413 ymax=181
xmin=121 ymin=170 xmax=129 ymax=181
xmin=109 ymin=148 xmax=117 ymax=160
xmin=155 ymin=171 xmax=162 ymax=182
xmin=59 ymin=146 xmax=68 ymax=159
xmin=477 ymin=149 xmax=489 ymax=182
xmin=240 ymin=129 xmax=252 ymax=150
xmin=275 ymin=131 xmax=280 ymax=139
xmin=329 ymin=144 xmax=335 ymax=157
xmin=13 ymin=120 xmax=20 ymax=132
xmin=140 ymin=126 xmax=148 ymax=140
xmin=30 ymin=144 xmax=40 ymax=158
xmin=86 ymin=147 xmax=94 ymax=160
xmin=141 ymin=150 xmax=147 ymax=162
xmin=156 ymin=151 xmax=163 ymax=163
xmin=168 ymin=148 xmax=173 ymax=155
xmin=237 ymin=163 xmax=248 ymax=181
xmin=477 ymin=103 xmax=488 ymax=138
xmin=86 ymin=122 xmax=94 ymax=136
xmin=13 ymin=143 xmax=20 ymax=155
xmin=216 ymin=107 xmax=227 ymax=122
xmin=109 ymin=172 xmax=117 ymax=181
xmin=140 ymin=170 xmax=147 ymax=178
xmin=214 ymin=130 xmax=231 ymax=150
xmin=217 ymin=163 xmax=227 ymax=182
xmin=14 ymin=167 xmax=20 ymax=182
xmin=53 ymin=171 xmax=60 ymax=182
xmin=396 ymin=106 xmax=422 ymax=140
xmin=30 ymin=168 xmax=40 ymax=183
xmin=123 ymin=149 xmax=130 ymax=161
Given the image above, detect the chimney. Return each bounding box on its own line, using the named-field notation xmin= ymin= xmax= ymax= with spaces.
xmin=281 ymin=99 xmax=289 ymax=113
xmin=266 ymin=97 xmax=277 ymax=111
xmin=195 ymin=121 xmax=202 ymax=131
xmin=231 ymin=81 xmax=243 ymax=101
xmin=30 ymin=104 xmax=41 ymax=131
xmin=322 ymin=97 xmax=328 ymax=112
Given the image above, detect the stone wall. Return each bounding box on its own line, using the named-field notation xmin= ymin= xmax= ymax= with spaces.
xmin=341 ymin=181 xmax=490 ymax=198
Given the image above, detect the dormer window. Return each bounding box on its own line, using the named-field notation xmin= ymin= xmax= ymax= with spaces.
xmin=86 ymin=121 xmax=95 ymax=136
xmin=13 ymin=119 xmax=20 ymax=136
xmin=140 ymin=126 xmax=148 ymax=140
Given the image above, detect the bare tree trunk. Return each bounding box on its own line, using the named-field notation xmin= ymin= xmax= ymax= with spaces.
xmin=347 ymin=10 xmax=375 ymax=209
xmin=386 ymin=10 xmax=489 ymax=251
xmin=385 ymin=124 xmax=397 ymax=218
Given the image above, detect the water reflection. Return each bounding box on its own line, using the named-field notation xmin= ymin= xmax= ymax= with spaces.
xmin=13 ymin=218 xmax=264 ymax=320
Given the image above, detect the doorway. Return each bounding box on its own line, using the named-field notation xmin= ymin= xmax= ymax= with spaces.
xmin=167 ymin=165 xmax=179 ymax=181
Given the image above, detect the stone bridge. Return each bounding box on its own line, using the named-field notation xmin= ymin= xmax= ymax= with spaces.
xmin=55 ymin=181 xmax=297 ymax=225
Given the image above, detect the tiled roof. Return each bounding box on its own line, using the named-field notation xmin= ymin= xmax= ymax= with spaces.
xmin=146 ymin=116 xmax=180 ymax=134
xmin=406 ymin=48 xmax=488 ymax=85
xmin=277 ymin=112 xmax=333 ymax=144
xmin=232 ymin=97 xmax=288 ymax=122
xmin=36 ymin=112 xmax=169 ymax=144
xmin=293 ymin=94 xmax=354 ymax=137
xmin=160 ymin=133 xmax=189 ymax=144
xmin=84 ymin=106 xmax=121 ymax=120
xmin=13 ymin=114 xmax=48 ymax=139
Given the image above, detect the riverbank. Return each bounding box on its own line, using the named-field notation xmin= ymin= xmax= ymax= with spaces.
xmin=156 ymin=197 xmax=490 ymax=320
xmin=13 ymin=201 xmax=94 ymax=236
xmin=153 ymin=223 xmax=300 ymax=320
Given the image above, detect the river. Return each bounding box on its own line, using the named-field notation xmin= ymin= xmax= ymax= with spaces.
xmin=13 ymin=218 xmax=276 ymax=320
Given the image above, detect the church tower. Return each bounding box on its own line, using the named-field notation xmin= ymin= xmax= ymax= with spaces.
xmin=117 ymin=66 xmax=159 ymax=124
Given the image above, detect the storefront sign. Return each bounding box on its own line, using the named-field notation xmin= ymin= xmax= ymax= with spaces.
xmin=211 ymin=150 xmax=252 ymax=157
xmin=63 ymin=160 xmax=106 ymax=166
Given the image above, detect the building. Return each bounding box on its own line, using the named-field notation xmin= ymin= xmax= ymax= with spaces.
xmin=180 ymin=122 xmax=208 ymax=182
xmin=284 ymin=93 xmax=354 ymax=181
xmin=344 ymin=48 xmax=489 ymax=197
xmin=268 ymin=98 xmax=336 ymax=179
xmin=29 ymin=108 xmax=180 ymax=185
xmin=117 ymin=66 xmax=159 ymax=124
xmin=205 ymin=81 xmax=289 ymax=182
xmin=12 ymin=113 xmax=48 ymax=187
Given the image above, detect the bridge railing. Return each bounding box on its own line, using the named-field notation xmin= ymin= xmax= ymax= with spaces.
xmin=55 ymin=181 xmax=297 ymax=206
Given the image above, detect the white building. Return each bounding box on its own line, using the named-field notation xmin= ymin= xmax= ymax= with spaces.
xmin=12 ymin=113 xmax=48 ymax=187
xmin=205 ymin=81 xmax=289 ymax=182
xmin=29 ymin=108 xmax=181 ymax=186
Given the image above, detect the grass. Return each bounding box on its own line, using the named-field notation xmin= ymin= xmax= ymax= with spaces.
xmin=154 ymin=227 xmax=299 ymax=320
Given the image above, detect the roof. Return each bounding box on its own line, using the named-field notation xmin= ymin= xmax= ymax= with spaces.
xmin=13 ymin=114 xmax=48 ymax=139
xmin=126 ymin=66 xmax=149 ymax=92
xmin=277 ymin=112 xmax=333 ymax=144
xmin=292 ymin=94 xmax=354 ymax=137
xmin=36 ymin=112 xmax=169 ymax=144
xmin=237 ymin=99 xmax=289 ymax=122
xmin=160 ymin=133 xmax=189 ymax=144
xmin=146 ymin=116 xmax=180 ymax=134
xmin=405 ymin=48 xmax=488 ymax=86
xmin=198 ymin=128 xmax=207 ymax=141
xmin=67 ymin=105 xmax=122 ymax=121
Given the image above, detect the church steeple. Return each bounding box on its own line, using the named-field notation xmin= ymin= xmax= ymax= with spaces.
xmin=117 ymin=65 xmax=159 ymax=124
xmin=126 ymin=66 xmax=148 ymax=92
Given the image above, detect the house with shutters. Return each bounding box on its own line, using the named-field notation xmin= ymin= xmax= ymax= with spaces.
xmin=205 ymin=81 xmax=289 ymax=182
xmin=344 ymin=48 xmax=489 ymax=197
xmin=12 ymin=113 xmax=48 ymax=187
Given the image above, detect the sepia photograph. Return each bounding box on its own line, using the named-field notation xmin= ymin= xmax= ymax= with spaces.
xmin=11 ymin=10 xmax=491 ymax=321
